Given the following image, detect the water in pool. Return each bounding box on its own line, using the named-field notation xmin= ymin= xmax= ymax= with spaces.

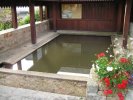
xmin=13 ymin=35 xmax=111 ymax=74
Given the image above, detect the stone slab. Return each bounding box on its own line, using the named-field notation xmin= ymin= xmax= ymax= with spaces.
xmin=86 ymin=93 xmax=106 ymax=100
xmin=0 ymin=85 xmax=85 ymax=100
xmin=0 ymin=68 xmax=88 ymax=82
xmin=57 ymin=30 xmax=117 ymax=36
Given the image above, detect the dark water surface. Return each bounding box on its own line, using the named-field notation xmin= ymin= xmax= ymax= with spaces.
xmin=15 ymin=35 xmax=111 ymax=73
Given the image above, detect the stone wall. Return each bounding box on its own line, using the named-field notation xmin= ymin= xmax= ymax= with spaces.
xmin=0 ymin=20 xmax=49 ymax=53
xmin=0 ymin=69 xmax=87 ymax=97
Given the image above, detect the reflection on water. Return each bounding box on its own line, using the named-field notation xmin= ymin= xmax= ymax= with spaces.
xmin=13 ymin=35 xmax=111 ymax=73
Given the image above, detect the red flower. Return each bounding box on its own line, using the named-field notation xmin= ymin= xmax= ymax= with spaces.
xmin=104 ymin=78 xmax=110 ymax=87
xmin=97 ymin=52 xmax=105 ymax=58
xmin=103 ymin=90 xmax=108 ymax=96
xmin=122 ymin=80 xmax=128 ymax=85
xmin=117 ymin=93 xmax=124 ymax=100
xmin=107 ymin=90 xmax=113 ymax=94
xmin=117 ymin=84 xmax=122 ymax=89
xmin=119 ymin=58 xmax=128 ymax=63
xmin=103 ymin=89 xmax=113 ymax=96
xmin=117 ymin=83 xmax=127 ymax=89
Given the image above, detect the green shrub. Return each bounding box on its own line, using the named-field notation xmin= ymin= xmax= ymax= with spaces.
xmin=0 ymin=21 xmax=12 ymax=31
xmin=0 ymin=8 xmax=12 ymax=31
xmin=19 ymin=10 xmax=40 ymax=26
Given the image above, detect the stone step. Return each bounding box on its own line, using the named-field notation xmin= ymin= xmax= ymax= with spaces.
xmin=57 ymin=67 xmax=89 ymax=77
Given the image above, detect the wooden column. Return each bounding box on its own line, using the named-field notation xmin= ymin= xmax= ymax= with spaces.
xmin=45 ymin=6 xmax=48 ymax=19
xmin=29 ymin=0 xmax=36 ymax=44
xmin=53 ymin=3 xmax=57 ymax=31
xmin=11 ymin=5 xmax=18 ymax=28
xmin=39 ymin=6 xmax=43 ymax=21
xmin=117 ymin=0 xmax=123 ymax=32
xmin=122 ymin=0 xmax=132 ymax=48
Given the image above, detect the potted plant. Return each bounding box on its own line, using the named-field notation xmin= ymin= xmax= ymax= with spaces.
xmin=94 ymin=50 xmax=133 ymax=100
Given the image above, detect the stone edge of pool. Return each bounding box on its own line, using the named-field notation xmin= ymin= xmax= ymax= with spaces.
xmin=0 ymin=68 xmax=88 ymax=82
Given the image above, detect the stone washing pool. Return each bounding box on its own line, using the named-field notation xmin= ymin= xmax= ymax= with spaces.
xmin=12 ymin=35 xmax=111 ymax=74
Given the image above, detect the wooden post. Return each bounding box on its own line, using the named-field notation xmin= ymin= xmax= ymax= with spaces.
xmin=11 ymin=5 xmax=18 ymax=28
xmin=17 ymin=61 xmax=22 ymax=70
xmin=39 ymin=6 xmax=43 ymax=21
xmin=45 ymin=6 xmax=48 ymax=19
xmin=122 ymin=0 xmax=132 ymax=48
xmin=29 ymin=0 xmax=36 ymax=44
xmin=53 ymin=3 xmax=57 ymax=31
xmin=117 ymin=0 xmax=123 ymax=32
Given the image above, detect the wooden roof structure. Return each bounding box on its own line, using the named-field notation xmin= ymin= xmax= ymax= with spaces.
xmin=0 ymin=0 xmax=115 ymax=7
xmin=0 ymin=0 xmax=132 ymax=49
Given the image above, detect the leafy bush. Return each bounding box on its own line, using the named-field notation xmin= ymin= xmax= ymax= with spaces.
xmin=0 ymin=21 xmax=12 ymax=31
xmin=19 ymin=10 xmax=40 ymax=26
xmin=0 ymin=8 xmax=12 ymax=31
xmin=19 ymin=15 xmax=30 ymax=26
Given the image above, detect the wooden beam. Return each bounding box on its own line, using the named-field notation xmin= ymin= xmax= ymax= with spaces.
xmin=29 ymin=0 xmax=36 ymax=44
xmin=122 ymin=0 xmax=132 ymax=49
xmin=117 ymin=0 xmax=123 ymax=32
xmin=11 ymin=5 xmax=18 ymax=28
xmin=39 ymin=6 xmax=43 ymax=21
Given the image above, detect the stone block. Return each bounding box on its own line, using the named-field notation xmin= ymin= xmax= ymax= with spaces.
xmin=86 ymin=93 xmax=106 ymax=100
xmin=87 ymin=79 xmax=98 ymax=93
xmin=106 ymin=96 xmax=118 ymax=100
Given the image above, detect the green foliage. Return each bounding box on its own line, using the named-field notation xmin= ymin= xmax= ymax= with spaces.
xmin=0 ymin=21 xmax=12 ymax=31
xmin=19 ymin=15 xmax=30 ymax=26
xmin=0 ymin=8 xmax=41 ymax=30
xmin=0 ymin=8 xmax=12 ymax=31
xmin=19 ymin=10 xmax=40 ymax=26
xmin=35 ymin=10 xmax=40 ymax=21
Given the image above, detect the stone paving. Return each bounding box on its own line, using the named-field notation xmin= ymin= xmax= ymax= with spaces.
xmin=0 ymin=85 xmax=85 ymax=100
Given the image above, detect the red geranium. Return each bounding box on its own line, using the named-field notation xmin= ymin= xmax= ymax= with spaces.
xmin=104 ymin=77 xmax=110 ymax=87
xmin=119 ymin=58 xmax=128 ymax=63
xmin=103 ymin=89 xmax=113 ymax=96
xmin=117 ymin=83 xmax=126 ymax=89
xmin=122 ymin=80 xmax=128 ymax=85
xmin=97 ymin=52 xmax=105 ymax=58
xmin=117 ymin=80 xmax=128 ymax=89
xmin=117 ymin=92 xmax=124 ymax=100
